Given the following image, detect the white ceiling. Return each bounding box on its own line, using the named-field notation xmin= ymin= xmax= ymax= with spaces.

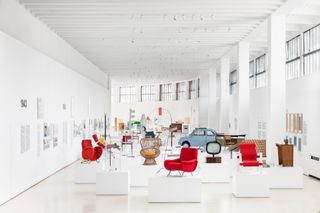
xmin=19 ymin=0 xmax=320 ymax=83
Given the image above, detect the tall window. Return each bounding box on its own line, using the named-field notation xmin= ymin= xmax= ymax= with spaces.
xmin=188 ymin=80 xmax=198 ymax=99
xmin=119 ymin=86 xmax=136 ymax=103
xmin=229 ymin=70 xmax=237 ymax=95
xmin=160 ymin=83 xmax=172 ymax=101
xmin=249 ymin=54 xmax=267 ymax=89
xmin=249 ymin=60 xmax=255 ymax=89
xmin=255 ymin=54 xmax=267 ymax=88
xmin=303 ymin=24 xmax=320 ymax=76
xmin=141 ymin=85 xmax=155 ymax=102
xmin=286 ymin=35 xmax=302 ymax=80
xmin=197 ymin=78 xmax=200 ymax=98
xmin=176 ymin=82 xmax=186 ymax=100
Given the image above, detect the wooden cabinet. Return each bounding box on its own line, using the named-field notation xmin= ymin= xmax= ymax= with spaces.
xmin=276 ymin=144 xmax=293 ymax=167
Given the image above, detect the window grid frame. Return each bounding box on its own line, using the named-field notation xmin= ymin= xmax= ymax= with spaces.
xmin=119 ymin=86 xmax=136 ymax=103
xmin=141 ymin=85 xmax=155 ymax=102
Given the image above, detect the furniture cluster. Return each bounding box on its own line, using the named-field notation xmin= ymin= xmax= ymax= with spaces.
xmin=75 ymin=134 xmax=303 ymax=202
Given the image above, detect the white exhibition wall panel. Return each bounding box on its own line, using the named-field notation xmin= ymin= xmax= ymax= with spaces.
xmin=0 ymin=31 xmax=108 ymax=204
xmin=286 ymin=72 xmax=320 ymax=176
xmin=248 ymin=88 xmax=268 ymax=139
xmin=228 ymin=93 xmax=239 ymax=134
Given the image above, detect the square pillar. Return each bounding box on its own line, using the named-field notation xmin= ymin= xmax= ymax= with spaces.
xmin=237 ymin=41 xmax=250 ymax=134
xmin=267 ymin=14 xmax=286 ymax=164
xmin=219 ymin=58 xmax=230 ymax=133
xmin=208 ymin=67 xmax=217 ymax=129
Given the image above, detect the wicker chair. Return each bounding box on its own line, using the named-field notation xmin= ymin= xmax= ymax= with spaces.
xmin=140 ymin=138 xmax=161 ymax=165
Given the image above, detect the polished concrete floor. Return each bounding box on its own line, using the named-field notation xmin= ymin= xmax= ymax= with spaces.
xmin=1 ymin=162 xmax=320 ymax=213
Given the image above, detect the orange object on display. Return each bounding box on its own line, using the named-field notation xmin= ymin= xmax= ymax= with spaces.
xmin=158 ymin=107 xmax=162 ymax=116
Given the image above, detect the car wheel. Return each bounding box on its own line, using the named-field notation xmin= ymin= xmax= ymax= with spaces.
xmin=182 ymin=141 xmax=190 ymax=148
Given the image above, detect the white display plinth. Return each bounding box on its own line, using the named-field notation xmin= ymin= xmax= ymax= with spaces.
xmin=267 ymin=166 xmax=303 ymax=189
xmin=148 ymin=174 xmax=201 ymax=203
xmin=128 ymin=164 xmax=160 ymax=187
xmin=96 ymin=171 xmax=129 ymax=195
xmin=200 ymin=162 xmax=231 ymax=183
xmin=74 ymin=162 xmax=99 ymax=184
xmin=232 ymin=170 xmax=270 ymax=198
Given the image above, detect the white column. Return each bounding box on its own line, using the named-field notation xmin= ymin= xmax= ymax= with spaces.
xmin=219 ymin=58 xmax=230 ymax=134
xmin=208 ymin=67 xmax=217 ymax=129
xmin=267 ymin=14 xmax=286 ymax=164
xmin=237 ymin=41 xmax=250 ymax=134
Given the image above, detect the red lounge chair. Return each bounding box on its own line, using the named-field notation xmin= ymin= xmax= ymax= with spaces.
xmin=164 ymin=147 xmax=198 ymax=176
xmin=239 ymin=143 xmax=262 ymax=167
xmin=81 ymin=139 xmax=103 ymax=162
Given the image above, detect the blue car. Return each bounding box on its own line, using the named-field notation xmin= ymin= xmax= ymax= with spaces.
xmin=178 ymin=128 xmax=217 ymax=148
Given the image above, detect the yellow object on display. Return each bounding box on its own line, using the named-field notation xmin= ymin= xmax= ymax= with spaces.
xmin=99 ymin=138 xmax=105 ymax=144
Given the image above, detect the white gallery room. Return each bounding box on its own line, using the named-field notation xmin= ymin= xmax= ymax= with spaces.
xmin=1 ymin=0 xmax=320 ymax=212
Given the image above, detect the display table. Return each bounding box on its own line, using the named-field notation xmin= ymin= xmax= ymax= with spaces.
xmin=267 ymin=166 xmax=303 ymax=189
xmin=148 ymin=174 xmax=201 ymax=203
xmin=200 ymin=162 xmax=231 ymax=183
xmin=232 ymin=170 xmax=270 ymax=197
xmin=128 ymin=164 xmax=161 ymax=187
xmin=74 ymin=162 xmax=99 ymax=184
xmin=96 ymin=170 xmax=129 ymax=195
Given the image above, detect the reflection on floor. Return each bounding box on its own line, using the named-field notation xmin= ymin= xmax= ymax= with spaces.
xmin=0 ymin=161 xmax=320 ymax=213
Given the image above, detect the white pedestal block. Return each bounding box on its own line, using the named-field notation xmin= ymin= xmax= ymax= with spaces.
xmin=232 ymin=171 xmax=270 ymax=197
xmin=74 ymin=162 xmax=99 ymax=184
xmin=148 ymin=175 xmax=201 ymax=203
xmin=200 ymin=162 xmax=231 ymax=183
xmin=96 ymin=171 xmax=129 ymax=195
xmin=128 ymin=164 xmax=161 ymax=187
xmin=267 ymin=166 xmax=303 ymax=189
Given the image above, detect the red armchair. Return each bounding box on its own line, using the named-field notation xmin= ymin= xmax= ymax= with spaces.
xmin=239 ymin=143 xmax=262 ymax=167
xmin=81 ymin=139 xmax=103 ymax=163
xmin=164 ymin=147 xmax=198 ymax=176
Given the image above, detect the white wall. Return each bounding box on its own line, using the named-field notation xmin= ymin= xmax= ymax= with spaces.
xmin=0 ymin=30 xmax=108 ymax=205
xmin=112 ymin=99 xmax=199 ymax=128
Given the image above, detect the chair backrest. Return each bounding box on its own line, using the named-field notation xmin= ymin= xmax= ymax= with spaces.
xmin=140 ymin=138 xmax=161 ymax=150
xmin=180 ymin=147 xmax=198 ymax=161
xmin=122 ymin=135 xmax=132 ymax=143
xmin=82 ymin=139 xmax=93 ymax=150
xmin=243 ymin=139 xmax=266 ymax=157
xmin=92 ymin=134 xmax=99 ymax=143
xmin=240 ymin=143 xmax=257 ymax=161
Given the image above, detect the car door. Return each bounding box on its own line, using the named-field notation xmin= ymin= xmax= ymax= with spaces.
xmin=206 ymin=130 xmax=216 ymax=143
xmin=191 ymin=129 xmax=206 ymax=147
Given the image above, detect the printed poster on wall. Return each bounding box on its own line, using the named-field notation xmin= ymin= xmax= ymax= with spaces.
xmin=37 ymin=98 xmax=45 ymax=119
xmin=20 ymin=124 xmax=30 ymax=154
xmin=43 ymin=122 xmax=51 ymax=150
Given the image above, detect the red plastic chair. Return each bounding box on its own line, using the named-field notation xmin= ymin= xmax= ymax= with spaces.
xmin=81 ymin=139 xmax=103 ymax=162
xmin=239 ymin=143 xmax=262 ymax=167
xmin=164 ymin=147 xmax=198 ymax=176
